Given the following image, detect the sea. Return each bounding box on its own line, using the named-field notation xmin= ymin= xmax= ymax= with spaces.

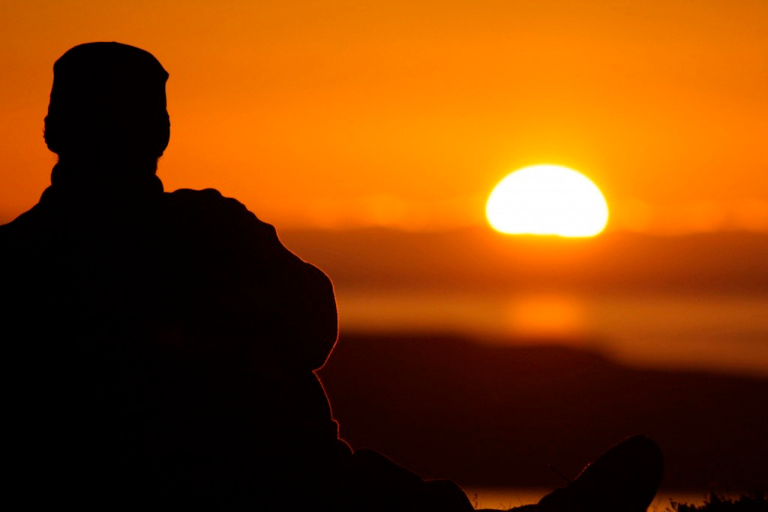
xmin=336 ymin=290 xmax=768 ymax=377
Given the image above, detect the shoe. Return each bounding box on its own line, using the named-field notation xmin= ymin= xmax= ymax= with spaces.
xmin=536 ymin=435 xmax=663 ymax=512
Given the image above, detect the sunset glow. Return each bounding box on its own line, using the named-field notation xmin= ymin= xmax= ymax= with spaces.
xmin=0 ymin=2 xmax=766 ymax=234
xmin=0 ymin=3 xmax=767 ymax=497
xmin=486 ymin=165 xmax=609 ymax=237
xmin=1 ymin=1 xmax=767 ymax=380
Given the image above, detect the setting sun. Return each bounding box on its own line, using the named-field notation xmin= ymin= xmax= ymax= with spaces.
xmin=486 ymin=164 xmax=609 ymax=237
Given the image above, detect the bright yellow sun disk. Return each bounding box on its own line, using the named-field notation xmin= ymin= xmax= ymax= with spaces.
xmin=486 ymin=165 xmax=609 ymax=237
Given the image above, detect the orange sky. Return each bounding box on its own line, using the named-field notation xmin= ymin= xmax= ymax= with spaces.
xmin=1 ymin=0 xmax=767 ymax=233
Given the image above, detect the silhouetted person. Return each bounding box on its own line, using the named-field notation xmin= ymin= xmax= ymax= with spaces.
xmin=1 ymin=42 xmax=477 ymax=512
xmin=1 ymin=42 xmax=349 ymax=510
xmin=2 ymin=43 xmax=661 ymax=512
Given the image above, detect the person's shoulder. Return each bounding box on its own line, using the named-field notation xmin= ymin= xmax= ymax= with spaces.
xmin=164 ymin=188 xmax=276 ymax=236
xmin=166 ymin=187 xmax=243 ymax=211
xmin=0 ymin=220 xmax=14 ymax=243
xmin=0 ymin=205 xmax=51 ymax=271
xmin=0 ymin=203 xmax=48 ymax=240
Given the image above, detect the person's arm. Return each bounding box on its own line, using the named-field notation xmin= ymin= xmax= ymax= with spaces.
xmin=171 ymin=188 xmax=338 ymax=370
xmin=249 ymin=219 xmax=339 ymax=370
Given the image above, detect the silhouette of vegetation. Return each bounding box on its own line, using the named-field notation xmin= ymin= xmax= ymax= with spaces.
xmin=668 ymin=491 xmax=767 ymax=512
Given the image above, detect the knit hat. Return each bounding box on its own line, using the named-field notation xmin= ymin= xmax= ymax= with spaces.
xmin=44 ymin=42 xmax=170 ymax=159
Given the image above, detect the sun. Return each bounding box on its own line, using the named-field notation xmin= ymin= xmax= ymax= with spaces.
xmin=486 ymin=164 xmax=609 ymax=237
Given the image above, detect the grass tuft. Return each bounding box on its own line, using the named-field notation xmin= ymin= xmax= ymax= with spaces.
xmin=668 ymin=491 xmax=767 ymax=512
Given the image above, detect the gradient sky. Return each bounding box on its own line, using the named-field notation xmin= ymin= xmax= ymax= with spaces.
xmin=1 ymin=0 xmax=766 ymax=233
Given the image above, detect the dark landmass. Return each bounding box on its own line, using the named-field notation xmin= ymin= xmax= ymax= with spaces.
xmin=282 ymin=228 xmax=768 ymax=294
xmin=319 ymin=333 xmax=768 ymax=492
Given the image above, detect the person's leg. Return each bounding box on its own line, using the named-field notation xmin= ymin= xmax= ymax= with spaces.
xmin=536 ymin=435 xmax=663 ymax=512
xmin=477 ymin=435 xmax=663 ymax=512
xmin=329 ymin=435 xmax=662 ymax=512
xmin=331 ymin=448 xmax=474 ymax=512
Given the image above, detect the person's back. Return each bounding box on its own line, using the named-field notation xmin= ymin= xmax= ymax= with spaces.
xmin=2 ymin=42 xmax=343 ymax=510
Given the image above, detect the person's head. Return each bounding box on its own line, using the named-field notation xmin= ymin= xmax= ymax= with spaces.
xmin=44 ymin=42 xmax=170 ymax=171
